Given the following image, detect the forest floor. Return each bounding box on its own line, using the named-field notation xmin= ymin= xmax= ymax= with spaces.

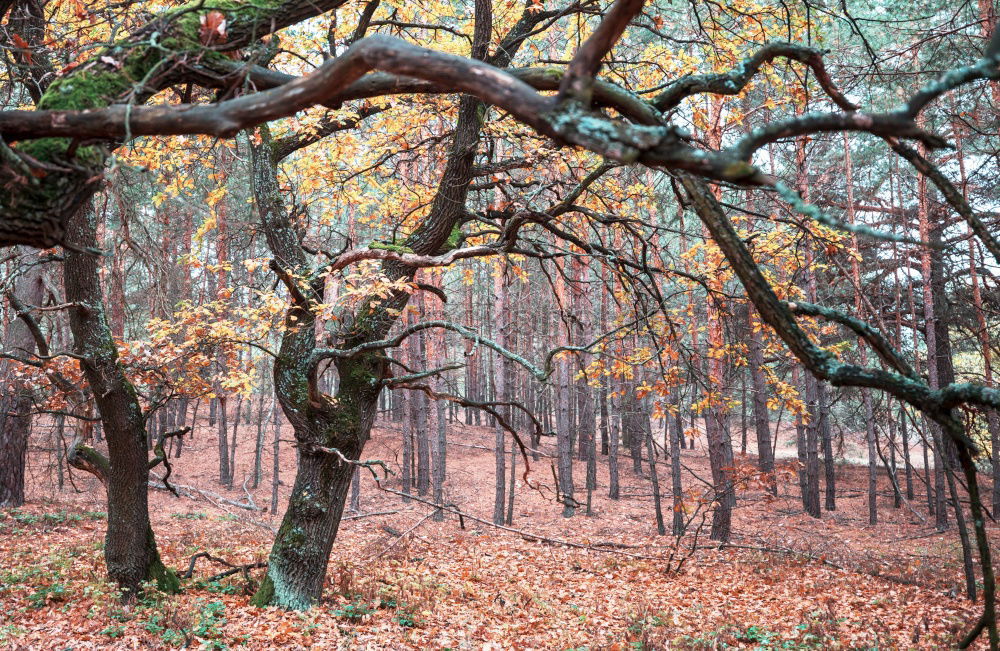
xmin=0 ymin=413 xmax=990 ymax=649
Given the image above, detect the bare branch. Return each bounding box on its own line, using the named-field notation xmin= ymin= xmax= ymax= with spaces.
xmin=653 ymin=42 xmax=858 ymax=112
xmin=558 ymin=0 xmax=645 ymax=103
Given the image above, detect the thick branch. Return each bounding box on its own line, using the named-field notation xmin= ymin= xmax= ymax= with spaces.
xmin=327 ymin=243 xmax=496 ymax=272
xmin=653 ymin=42 xmax=858 ymax=112
xmin=785 ymin=300 xmax=918 ymax=380
xmin=885 ymin=138 xmax=1000 ymax=266
xmin=558 ymin=0 xmax=645 ymax=103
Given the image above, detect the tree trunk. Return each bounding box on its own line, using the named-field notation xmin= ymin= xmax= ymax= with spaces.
xmin=64 ymin=207 xmax=177 ymax=598
xmin=646 ymin=424 xmax=666 ymax=535
xmin=250 ymin=12 xmax=498 ymax=597
xmin=217 ymin=396 xmax=230 ymax=486
xmin=670 ymin=407 xmax=685 ymax=535
xmin=888 ymin=417 xmax=901 ymax=508
xmin=556 ymin=356 xmax=575 ymax=517
xmin=0 ymin=249 xmax=45 ymax=507
xmin=228 ymin=396 xmax=242 ymax=488
xmin=863 ymin=389 xmax=878 ymax=525
xmin=747 ymin=309 xmax=775 ymax=494
xmin=401 ymin=386 xmax=413 ymax=501
xmin=270 ymin=398 xmax=280 ymax=515
xmin=416 ymin=328 xmax=431 ymax=496
xmin=253 ymin=395 xmax=266 ymax=489
xmin=493 ymin=268 xmax=507 ymax=525
xmin=434 ymin=395 xmax=446 ymax=522
xmin=608 ymin=396 xmax=620 ymax=500
xmin=706 ymin=408 xmax=734 ymax=542
xmin=803 ymin=374 xmax=822 ymax=518
xmin=901 ymin=405 xmax=914 ymax=500
xmin=349 ymin=468 xmax=361 ymax=513
xmin=818 ymin=383 xmax=835 ymax=511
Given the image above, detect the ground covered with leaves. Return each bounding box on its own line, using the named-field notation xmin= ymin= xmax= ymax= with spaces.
xmin=0 ymin=420 xmax=988 ymax=649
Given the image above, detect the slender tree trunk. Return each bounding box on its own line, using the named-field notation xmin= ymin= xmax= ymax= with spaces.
xmin=646 ymin=424 xmax=666 ymax=535
xmin=598 ymin=386 xmax=610 ymax=456
xmin=707 ymin=408 xmax=734 ymax=542
xmin=556 ymin=355 xmax=575 ymax=517
xmin=416 ymin=328 xmax=431 ymax=496
xmin=608 ymin=396 xmax=620 ymax=500
xmin=889 ymin=417 xmax=901 ymax=508
xmin=253 ymin=395 xmax=266 ymax=489
xmin=901 ymin=406 xmax=914 ymax=500
xmin=863 ymin=390 xmax=878 ymax=525
xmin=670 ymin=407 xmax=685 ymax=535
xmin=504 ymin=435 xmax=516 ymax=524
xmin=818 ymin=384 xmax=835 ymax=511
xmin=217 ymin=396 xmax=230 ymax=486
xmin=433 ymin=389 xmax=446 ymax=522
xmin=748 ymin=310 xmax=775 ymax=494
xmin=493 ymin=269 xmax=507 ymax=525
xmin=348 ymin=468 xmax=361 ymax=513
xmin=0 ymin=249 xmax=45 ymax=507
xmin=401 ymin=388 xmax=413 ymax=502
xmin=793 ymin=369 xmax=809 ymax=509
xmin=54 ymin=415 xmax=65 ymax=491
xmin=803 ymin=362 xmax=822 ymax=519
xmin=270 ymin=398 xmax=280 ymax=515
xmin=228 ymin=396 xmax=242 ymax=488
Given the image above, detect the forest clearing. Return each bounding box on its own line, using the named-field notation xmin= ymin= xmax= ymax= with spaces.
xmin=2 ymin=0 xmax=1000 ymax=648
xmin=0 ymin=413 xmax=986 ymax=648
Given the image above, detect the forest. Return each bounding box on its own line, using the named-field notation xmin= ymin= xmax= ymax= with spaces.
xmin=0 ymin=0 xmax=999 ymax=647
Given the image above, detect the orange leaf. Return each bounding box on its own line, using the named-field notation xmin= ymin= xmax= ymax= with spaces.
xmin=11 ymin=34 xmax=32 ymax=65
xmin=199 ymin=10 xmax=228 ymax=46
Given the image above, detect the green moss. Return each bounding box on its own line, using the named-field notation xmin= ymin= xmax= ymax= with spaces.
xmin=368 ymin=241 xmax=414 ymax=254
xmin=38 ymin=69 xmax=135 ymax=111
xmin=16 ymin=138 xmax=101 ymax=167
xmin=722 ymin=160 xmax=758 ymax=180
xmin=441 ymin=223 xmax=464 ymax=252
xmin=149 ymin=559 xmax=181 ymax=594
xmin=36 ymin=0 xmax=286 ymax=115
xmin=164 ymin=0 xmax=288 ymax=50
xmin=342 ymin=358 xmax=378 ymax=390
xmin=250 ymin=574 xmax=275 ymax=607
xmin=142 ymin=524 xmax=181 ymax=595
xmin=69 ymin=444 xmax=111 ymax=477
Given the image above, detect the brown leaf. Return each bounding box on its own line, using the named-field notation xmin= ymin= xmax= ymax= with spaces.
xmin=199 ymin=10 xmax=228 ymax=46
xmin=11 ymin=34 xmax=32 ymax=65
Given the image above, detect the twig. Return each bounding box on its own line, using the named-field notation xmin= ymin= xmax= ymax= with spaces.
xmin=148 ymin=473 xmax=263 ymax=511
xmin=368 ymin=510 xmax=437 ymax=560
xmin=342 ymin=509 xmax=404 ymax=521
xmin=694 ymin=543 xmax=844 ymax=569
xmin=375 ymin=482 xmax=665 ymax=561
xmin=179 ymin=551 xmax=267 ymax=585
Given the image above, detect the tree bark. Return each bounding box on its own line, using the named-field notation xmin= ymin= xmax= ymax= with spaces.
xmin=0 ymin=249 xmax=45 ymax=507
xmin=64 ymin=207 xmax=178 ymax=598
xmin=747 ymin=309 xmax=775 ymax=494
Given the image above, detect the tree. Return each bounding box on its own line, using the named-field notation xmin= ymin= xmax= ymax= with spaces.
xmin=4 ymin=2 xmax=1000 ymax=645
xmin=0 ymin=249 xmax=45 ymax=507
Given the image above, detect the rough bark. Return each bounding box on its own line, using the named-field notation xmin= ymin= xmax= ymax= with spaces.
xmin=0 ymin=0 xmax=348 ymax=247
xmin=747 ymin=310 xmax=774 ymax=493
xmin=64 ymin=207 xmax=178 ymax=598
xmin=0 ymin=249 xmax=45 ymax=507
xmin=248 ymin=124 xmax=386 ymax=608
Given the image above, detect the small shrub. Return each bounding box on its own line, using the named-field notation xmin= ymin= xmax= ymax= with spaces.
xmin=28 ymin=583 xmax=67 ymax=609
xmin=171 ymin=512 xmax=207 ymax=520
xmin=333 ymin=600 xmax=374 ymax=621
xmin=101 ymin=624 xmax=126 ymax=638
xmin=200 ymin=578 xmax=240 ymax=595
